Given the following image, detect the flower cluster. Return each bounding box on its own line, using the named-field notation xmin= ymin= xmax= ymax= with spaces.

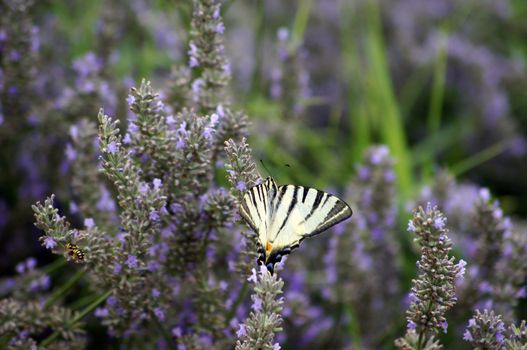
xmin=463 ymin=311 xmax=527 ymax=350
xmin=0 ymin=297 xmax=85 ymax=348
xmin=235 ymin=266 xmax=284 ymax=350
xmin=188 ymin=0 xmax=230 ymax=113
xmin=269 ymin=27 xmax=309 ymax=120
xmin=0 ymin=0 xmax=36 ymax=125
xmin=463 ymin=309 xmax=506 ymax=349
xmin=459 ymin=188 xmax=527 ymax=320
xmin=68 ymin=119 xmax=116 ymax=228
xmin=396 ymin=204 xmax=464 ymax=348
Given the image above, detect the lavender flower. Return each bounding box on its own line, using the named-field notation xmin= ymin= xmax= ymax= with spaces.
xmin=0 ymin=298 xmax=84 ymax=346
xmin=270 ymin=27 xmax=309 ymax=121
xmin=235 ymin=266 xmax=284 ymax=350
xmin=328 ymin=145 xmax=399 ymax=346
xmin=463 ymin=310 xmax=506 ymax=349
xmin=462 ymin=188 xmax=527 ymax=319
xmin=507 ymin=320 xmax=527 ymax=349
xmin=68 ymin=118 xmax=116 ymax=227
xmin=42 ymin=236 xmax=57 ymax=249
xmin=396 ymin=204 xmax=463 ymax=348
xmin=188 ymin=0 xmax=231 ymax=113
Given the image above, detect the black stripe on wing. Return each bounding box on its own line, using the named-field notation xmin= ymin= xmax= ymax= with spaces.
xmin=239 ymin=182 xmax=270 ymax=233
xmin=239 ymin=194 xmax=258 ymax=232
xmin=276 ymin=186 xmax=299 ymax=235
xmin=304 ymin=190 xmax=325 ymax=221
xmin=304 ymin=197 xmax=352 ymax=238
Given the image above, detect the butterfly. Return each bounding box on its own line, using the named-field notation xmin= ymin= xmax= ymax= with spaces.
xmin=239 ymin=177 xmax=352 ymax=273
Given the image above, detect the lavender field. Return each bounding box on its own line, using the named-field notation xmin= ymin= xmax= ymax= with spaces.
xmin=1 ymin=0 xmax=527 ymax=349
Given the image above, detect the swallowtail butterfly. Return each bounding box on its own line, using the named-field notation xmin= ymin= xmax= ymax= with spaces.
xmin=240 ymin=177 xmax=352 ymax=273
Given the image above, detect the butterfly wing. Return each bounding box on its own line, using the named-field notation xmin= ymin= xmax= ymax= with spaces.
xmin=268 ymin=185 xmax=352 ymax=254
xmin=239 ymin=177 xmax=278 ymax=247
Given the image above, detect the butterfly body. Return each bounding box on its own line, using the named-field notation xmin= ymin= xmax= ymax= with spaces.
xmin=240 ymin=177 xmax=352 ymax=273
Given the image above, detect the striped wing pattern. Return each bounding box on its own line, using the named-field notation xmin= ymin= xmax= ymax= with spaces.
xmin=239 ymin=177 xmax=352 ymax=262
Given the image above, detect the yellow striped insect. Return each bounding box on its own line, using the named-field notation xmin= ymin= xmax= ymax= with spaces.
xmin=65 ymin=243 xmax=85 ymax=262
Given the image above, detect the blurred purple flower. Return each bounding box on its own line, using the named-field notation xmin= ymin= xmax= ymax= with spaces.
xmin=126 ymin=255 xmax=138 ymax=269
xmin=73 ymin=52 xmax=101 ymax=78
xmin=43 ymin=236 xmax=57 ymax=249
xmin=236 ymin=181 xmax=246 ymax=192
xmin=441 ymin=320 xmax=448 ymax=333
xmin=139 ymin=183 xmax=149 ymax=194
xmin=407 ymin=219 xmax=416 ymax=232
xmin=153 ymin=178 xmax=162 ymax=190
xmin=96 ymin=185 xmax=116 ymax=212
xmin=172 ymin=327 xmax=182 ymax=337
xmin=203 ymin=127 xmax=213 ymax=141
xmin=9 ymin=49 xmax=20 ymax=61
xmin=84 ymin=218 xmax=95 ymax=228
xmin=122 ymin=133 xmax=132 ymax=144
xmin=113 ymin=262 xmax=122 ymax=274
xmin=149 ymin=211 xmax=160 ymax=221
xmin=277 ymin=27 xmax=289 ymax=42
xmin=65 ymin=143 xmax=76 ymax=161
xmin=236 ymin=324 xmax=246 ymax=337
xmin=107 ymin=141 xmax=118 ymax=154
xmin=456 ymin=259 xmax=467 ymax=280
xmin=154 ymin=307 xmax=165 ymax=321
xmin=128 ymin=122 xmax=139 ymax=135
xmin=26 ymin=258 xmax=37 ymax=270
xmin=191 ymin=79 xmax=204 ymax=101
xmin=15 ymin=262 xmax=25 ymax=274
xmin=252 ymin=296 xmax=263 ymax=312
xmin=95 ymin=307 xmax=109 ymax=318
xmin=433 ymin=215 xmax=446 ymax=230
xmin=215 ymin=22 xmax=225 ymax=34
xmin=247 ymin=268 xmax=257 ymax=283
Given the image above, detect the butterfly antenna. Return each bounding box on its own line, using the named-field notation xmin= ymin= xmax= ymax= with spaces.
xmin=259 ymin=159 xmax=274 ymax=178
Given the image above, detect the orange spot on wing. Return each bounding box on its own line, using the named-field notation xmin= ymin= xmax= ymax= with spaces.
xmin=266 ymin=242 xmax=273 ymax=252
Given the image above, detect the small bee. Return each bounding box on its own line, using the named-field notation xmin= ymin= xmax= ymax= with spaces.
xmin=65 ymin=243 xmax=85 ymax=262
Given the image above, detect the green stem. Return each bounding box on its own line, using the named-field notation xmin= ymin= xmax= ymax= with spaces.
xmin=345 ymin=303 xmax=363 ymax=350
xmin=423 ymin=29 xmax=448 ymax=180
xmin=366 ymin=0 xmax=413 ymax=199
xmin=0 ymin=335 xmax=11 ymax=348
xmin=45 ymin=269 xmax=85 ymax=309
xmin=451 ymin=140 xmax=509 ymax=176
xmin=69 ymin=292 xmax=102 ymax=310
xmin=39 ymin=289 xmax=112 ymax=348
xmin=289 ymin=0 xmax=313 ymax=53
xmin=226 ymin=281 xmax=248 ymax=321
xmin=340 ymin=0 xmax=370 ymax=164
xmin=417 ymin=331 xmax=424 ymax=350
xmin=416 ymin=300 xmax=433 ymax=350
xmin=42 ymin=257 xmax=68 ymax=275
xmin=248 ymin=0 xmax=265 ymax=98
xmin=154 ymin=316 xmax=177 ymax=350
